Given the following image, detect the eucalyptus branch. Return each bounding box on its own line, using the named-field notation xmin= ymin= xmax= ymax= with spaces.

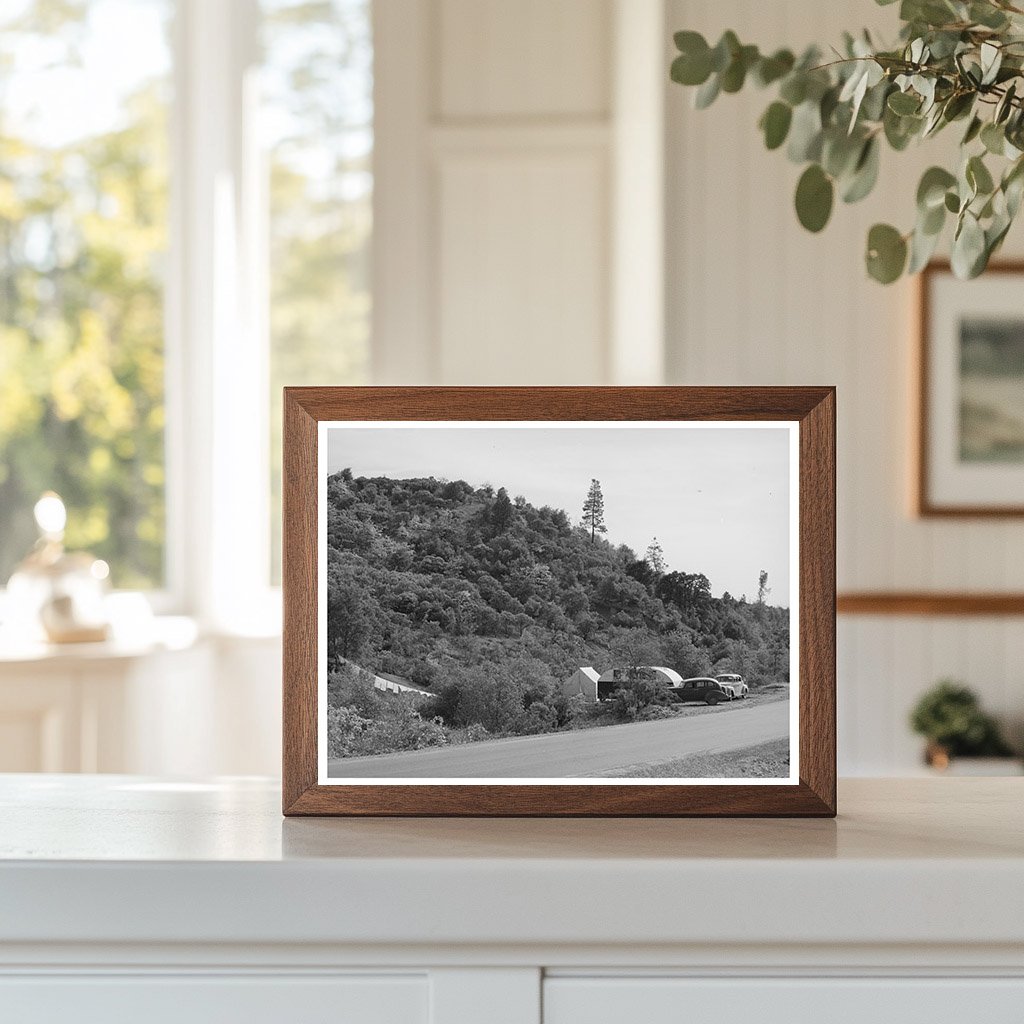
xmin=670 ymin=0 xmax=1024 ymax=283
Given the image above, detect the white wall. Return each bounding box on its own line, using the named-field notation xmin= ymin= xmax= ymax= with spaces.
xmin=372 ymin=0 xmax=1024 ymax=775
xmin=664 ymin=0 xmax=1024 ymax=771
xmin=373 ymin=0 xmax=665 ymax=386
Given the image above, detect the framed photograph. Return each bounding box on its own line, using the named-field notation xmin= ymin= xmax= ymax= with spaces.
xmin=283 ymin=387 xmax=835 ymax=816
xmin=918 ymin=261 xmax=1024 ymax=516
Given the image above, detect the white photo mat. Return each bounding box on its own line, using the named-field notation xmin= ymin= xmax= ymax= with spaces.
xmin=316 ymin=420 xmax=801 ymax=787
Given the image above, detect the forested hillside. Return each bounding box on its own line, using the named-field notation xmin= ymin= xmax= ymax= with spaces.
xmin=326 ymin=470 xmax=790 ymax=737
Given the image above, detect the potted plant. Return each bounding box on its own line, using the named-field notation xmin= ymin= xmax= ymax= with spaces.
xmin=670 ymin=0 xmax=1024 ymax=283
xmin=909 ymin=680 xmax=1019 ymax=773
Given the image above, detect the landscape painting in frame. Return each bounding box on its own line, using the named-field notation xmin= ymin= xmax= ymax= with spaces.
xmin=920 ymin=262 xmax=1024 ymax=515
xmin=317 ymin=420 xmax=798 ymax=786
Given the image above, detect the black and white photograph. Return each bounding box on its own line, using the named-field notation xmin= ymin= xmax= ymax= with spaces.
xmin=318 ymin=421 xmax=798 ymax=784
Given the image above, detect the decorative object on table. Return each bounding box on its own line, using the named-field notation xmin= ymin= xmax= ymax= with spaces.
xmin=282 ymin=386 xmax=836 ymax=817
xmin=4 ymin=492 xmax=111 ymax=644
xmin=910 ymin=679 xmax=1018 ymax=771
xmin=917 ymin=261 xmax=1024 ymax=515
xmin=670 ymin=2 xmax=1024 ymax=283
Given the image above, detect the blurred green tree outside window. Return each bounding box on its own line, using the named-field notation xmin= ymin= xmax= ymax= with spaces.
xmin=0 ymin=0 xmax=373 ymax=595
xmin=0 ymin=0 xmax=171 ymax=589
xmin=263 ymin=0 xmax=372 ymax=582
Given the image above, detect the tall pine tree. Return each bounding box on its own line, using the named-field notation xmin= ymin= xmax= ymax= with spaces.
xmin=581 ymin=478 xmax=607 ymax=542
xmin=645 ymin=537 xmax=666 ymax=576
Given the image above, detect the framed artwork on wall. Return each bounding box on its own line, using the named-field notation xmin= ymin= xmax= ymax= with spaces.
xmin=918 ymin=261 xmax=1024 ymax=517
xmin=282 ymin=387 xmax=836 ymax=817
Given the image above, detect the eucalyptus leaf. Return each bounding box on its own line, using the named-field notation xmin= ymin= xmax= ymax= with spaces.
xmin=710 ymin=31 xmax=740 ymax=73
xmin=822 ymin=128 xmax=863 ymax=178
xmin=996 ymin=82 xmax=1017 ymax=124
xmin=888 ymin=90 xmax=921 ymax=115
xmin=981 ymin=121 xmax=1006 ymax=155
xmin=980 ymin=42 xmax=1002 ymax=86
xmin=951 ymin=211 xmax=987 ymax=278
xmin=866 ymin=223 xmax=908 ymax=283
xmin=967 ymin=154 xmax=995 ymax=195
xmin=694 ymin=73 xmax=721 ymax=109
xmin=922 ymin=105 xmax=944 ymax=137
xmin=942 ymin=92 xmax=974 ymax=122
xmin=908 ymin=221 xmax=942 ymax=273
xmin=795 ymin=164 xmax=834 ymax=232
xmin=842 ymin=137 xmax=881 ymax=203
xmin=860 ymin=79 xmax=892 ymax=122
xmin=962 ymin=115 xmax=983 ymax=145
xmin=671 ymin=52 xmax=711 ymax=87
xmin=787 ymin=101 xmax=823 ymax=162
xmin=884 ymin=106 xmax=921 ymax=150
xmin=920 ymin=200 xmax=946 ymax=235
xmin=779 ymin=74 xmax=807 ymax=106
xmin=760 ymin=101 xmax=793 ymax=150
xmin=754 ymin=49 xmax=795 ymax=87
xmin=970 ymin=2 xmax=1009 ymax=29
xmin=917 ymin=166 xmax=957 ymax=210
xmin=721 ymin=45 xmax=758 ymax=93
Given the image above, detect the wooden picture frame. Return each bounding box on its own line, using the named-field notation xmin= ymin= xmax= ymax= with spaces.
xmin=283 ymin=387 xmax=836 ymax=817
xmin=917 ymin=260 xmax=1024 ymax=517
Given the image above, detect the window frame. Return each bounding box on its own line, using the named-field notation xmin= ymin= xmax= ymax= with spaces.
xmin=161 ymin=0 xmax=278 ymax=632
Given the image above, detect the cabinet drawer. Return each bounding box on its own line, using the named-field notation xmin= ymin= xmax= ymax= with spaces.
xmin=0 ymin=974 xmax=427 ymax=1024
xmin=544 ymin=977 xmax=1024 ymax=1024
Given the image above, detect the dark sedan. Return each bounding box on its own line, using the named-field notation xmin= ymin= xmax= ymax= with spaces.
xmin=672 ymin=677 xmax=733 ymax=706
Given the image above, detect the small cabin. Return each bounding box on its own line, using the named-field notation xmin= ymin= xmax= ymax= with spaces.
xmin=596 ymin=666 xmax=683 ymax=701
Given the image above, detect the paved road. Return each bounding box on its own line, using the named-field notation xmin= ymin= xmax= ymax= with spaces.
xmin=328 ymin=699 xmax=789 ymax=779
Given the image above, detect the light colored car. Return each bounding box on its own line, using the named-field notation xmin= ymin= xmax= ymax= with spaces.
xmin=716 ymin=673 xmax=748 ymax=698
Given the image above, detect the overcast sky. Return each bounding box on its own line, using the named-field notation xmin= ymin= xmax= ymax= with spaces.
xmin=327 ymin=424 xmax=793 ymax=604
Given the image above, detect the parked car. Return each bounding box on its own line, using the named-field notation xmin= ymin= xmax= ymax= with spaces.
xmin=716 ymin=673 xmax=748 ymax=698
xmin=673 ymin=678 xmax=733 ymax=706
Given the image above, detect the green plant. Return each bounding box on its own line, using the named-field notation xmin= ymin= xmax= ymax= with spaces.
xmin=909 ymin=679 xmax=1014 ymax=756
xmin=670 ymin=0 xmax=1024 ymax=283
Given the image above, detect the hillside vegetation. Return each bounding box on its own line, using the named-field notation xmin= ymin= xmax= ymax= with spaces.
xmin=326 ymin=471 xmax=789 ymax=753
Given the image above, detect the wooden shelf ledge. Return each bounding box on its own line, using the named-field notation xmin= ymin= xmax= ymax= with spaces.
xmin=838 ymin=592 xmax=1024 ymax=616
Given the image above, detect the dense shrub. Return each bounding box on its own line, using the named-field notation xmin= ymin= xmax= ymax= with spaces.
xmin=326 ymin=665 xmax=451 ymax=758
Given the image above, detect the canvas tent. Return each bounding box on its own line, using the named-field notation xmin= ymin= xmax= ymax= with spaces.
xmin=559 ymin=666 xmax=601 ymax=702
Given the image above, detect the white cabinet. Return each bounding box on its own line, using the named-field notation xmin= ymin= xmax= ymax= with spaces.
xmin=0 ymin=975 xmax=428 ymax=1024
xmin=1 ymin=778 xmax=1022 ymax=1024
xmin=544 ymin=977 xmax=1024 ymax=1024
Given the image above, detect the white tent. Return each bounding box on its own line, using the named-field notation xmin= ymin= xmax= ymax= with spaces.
xmin=559 ymin=666 xmax=601 ymax=702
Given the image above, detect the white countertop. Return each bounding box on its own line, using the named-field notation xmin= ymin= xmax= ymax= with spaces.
xmin=1 ymin=776 xmax=1022 ymax=952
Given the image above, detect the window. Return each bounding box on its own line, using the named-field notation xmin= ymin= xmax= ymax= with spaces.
xmin=0 ymin=0 xmax=172 ymax=589
xmin=0 ymin=0 xmax=373 ymax=616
